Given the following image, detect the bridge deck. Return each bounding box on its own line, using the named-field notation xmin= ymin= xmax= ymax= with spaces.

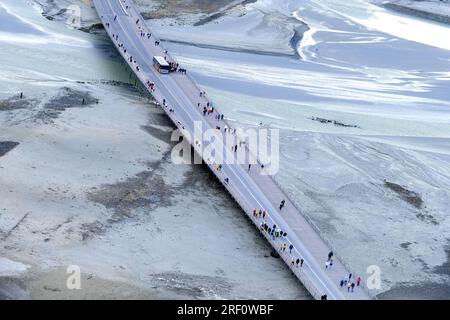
xmin=93 ymin=0 xmax=371 ymax=300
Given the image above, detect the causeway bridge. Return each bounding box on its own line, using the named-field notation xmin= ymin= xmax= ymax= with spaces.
xmin=93 ymin=0 xmax=371 ymax=300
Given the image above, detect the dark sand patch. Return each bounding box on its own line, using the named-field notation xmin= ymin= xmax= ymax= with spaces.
xmin=434 ymin=244 xmax=450 ymax=276
xmin=141 ymin=125 xmax=174 ymax=144
xmin=415 ymin=211 xmax=438 ymax=225
xmin=38 ymin=3 xmax=67 ymax=22
xmin=93 ymin=42 xmax=122 ymax=60
xmin=80 ymin=221 xmax=108 ymax=242
xmin=99 ymin=80 xmax=140 ymax=94
xmin=146 ymin=111 xmax=176 ymax=128
xmin=384 ymin=181 xmax=439 ymax=224
xmin=193 ymin=0 xmax=257 ymax=26
xmin=400 ymin=241 xmax=412 ymax=250
xmin=88 ymin=170 xmax=174 ymax=222
xmin=79 ymin=23 xmax=105 ymax=34
xmin=384 ymin=181 xmax=423 ymax=209
xmin=141 ymin=0 xmax=240 ymax=19
xmin=36 ymin=87 xmax=98 ymax=122
xmin=383 ymin=3 xmax=450 ymax=25
xmin=0 ymin=142 xmax=19 ymax=157
xmin=311 ymin=116 xmax=360 ymax=129
xmin=378 ymin=282 xmax=450 ymax=300
xmin=0 ymin=277 xmax=30 ymax=300
xmin=148 ymin=271 xmax=232 ymax=299
xmin=87 ymin=154 xmax=177 ymax=225
xmin=0 ymin=96 xmax=33 ymax=111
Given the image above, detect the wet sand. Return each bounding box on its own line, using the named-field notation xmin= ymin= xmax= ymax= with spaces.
xmin=142 ymin=0 xmax=244 ymax=18
xmin=0 ymin=141 xmax=19 ymax=157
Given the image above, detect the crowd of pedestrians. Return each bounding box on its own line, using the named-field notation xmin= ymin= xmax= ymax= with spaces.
xmin=339 ymin=273 xmax=362 ymax=293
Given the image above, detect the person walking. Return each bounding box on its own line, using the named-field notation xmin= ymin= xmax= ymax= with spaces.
xmin=279 ymin=200 xmax=285 ymax=210
xmin=289 ymin=244 xmax=294 ymax=254
xmin=351 ymin=282 xmax=355 ymax=292
xmin=357 ymin=277 xmax=361 ymax=287
xmin=328 ymin=251 xmax=334 ymax=261
xmin=276 ymin=228 xmax=282 ymax=238
xmin=300 ymin=259 xmax=304 ymax=267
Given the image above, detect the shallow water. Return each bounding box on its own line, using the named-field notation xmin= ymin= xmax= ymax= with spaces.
xmin=0 ymin=6 xmax=43 ymax=35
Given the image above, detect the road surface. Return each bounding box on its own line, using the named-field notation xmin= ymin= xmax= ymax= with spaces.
xmin=93 ymin=0 xmax=372 ymax=300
